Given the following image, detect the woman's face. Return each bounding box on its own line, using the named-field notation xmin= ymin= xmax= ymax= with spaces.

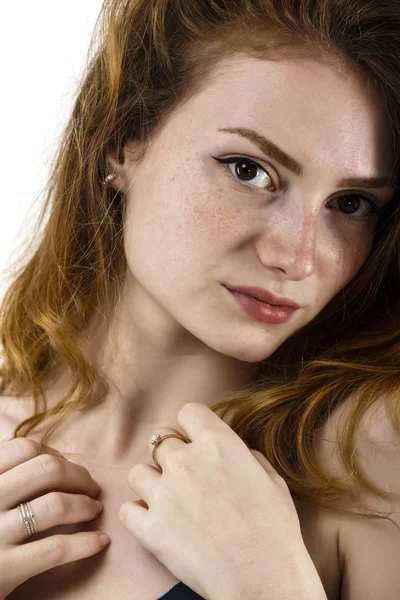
xmin=109 ymin=54 xmax=395 ymax=363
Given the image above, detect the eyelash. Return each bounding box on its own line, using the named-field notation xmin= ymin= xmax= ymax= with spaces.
xmin=213 ymin=155 xmax=277 ymax=193
xmin=212 ymin=155 xmax=380 ymax=220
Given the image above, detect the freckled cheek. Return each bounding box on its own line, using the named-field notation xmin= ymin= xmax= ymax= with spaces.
xmin=185 ymin=190 xmax=246 ymax=249
xmin=324 ymin=235 xmax=372 ymax=293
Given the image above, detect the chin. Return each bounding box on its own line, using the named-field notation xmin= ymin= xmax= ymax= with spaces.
xmin=206 ymin=334 xmax=282 ymax=364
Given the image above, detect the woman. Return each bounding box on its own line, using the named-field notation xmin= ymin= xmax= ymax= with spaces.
xmin=0 ymin=0 xmax=400 ymax=598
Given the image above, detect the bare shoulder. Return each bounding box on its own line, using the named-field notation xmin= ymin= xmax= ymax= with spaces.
xmin=313 ymin=397 xmax=400 ymax=599
xmin=313 ymin=396 xmax=400 ymax=511
xmin=295 ymin=499 xmax=342 ymax=600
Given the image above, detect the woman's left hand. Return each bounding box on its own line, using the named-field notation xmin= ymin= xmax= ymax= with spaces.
xmin=118 ymin=402 xmax=320 ymax=600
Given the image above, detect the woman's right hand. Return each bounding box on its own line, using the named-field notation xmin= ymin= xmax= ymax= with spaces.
xmin=0 ymin=437 xmax=109 ymax=599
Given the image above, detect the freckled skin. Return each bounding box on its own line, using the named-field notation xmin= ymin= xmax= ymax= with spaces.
xmin=58 ymin=52 xmax=395 ymax=449
xmin=110 ymin=54 xmax=392 ymax=364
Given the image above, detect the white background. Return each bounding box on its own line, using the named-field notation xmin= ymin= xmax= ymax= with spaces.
xmin=0 ymin=1 xmax=103 ymax=300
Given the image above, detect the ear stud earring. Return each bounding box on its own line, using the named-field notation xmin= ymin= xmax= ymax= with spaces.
xmin=103 ymin=173 xmax=117 ymax=186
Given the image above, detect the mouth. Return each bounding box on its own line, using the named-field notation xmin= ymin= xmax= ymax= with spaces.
xmin=223 ymin=285 xmax=301 ymax=310
xmin=222 ymin=285 xmax=300 ymax=325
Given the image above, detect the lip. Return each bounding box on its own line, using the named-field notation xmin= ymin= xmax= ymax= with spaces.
xmin=223 ymin=285 xmax=301 ymax=309
xmin=222 ymin=285 xmax=299 ymax=325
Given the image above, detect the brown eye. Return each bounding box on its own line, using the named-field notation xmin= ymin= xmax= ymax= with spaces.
xmin=328 ymin=194 xmax=378 ymax=218
xmin=339 ymin=196 xmax=362 ymax=214
xmin=213 ymin=156 xmax=276 ymax=192
xmin=235 ymin=161 xmax=259 ymax=181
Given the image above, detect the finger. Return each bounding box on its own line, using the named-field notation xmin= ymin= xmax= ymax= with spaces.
xmin=177 ymin=402 xmax=230 ymax=439
xmin=1 ymin=453 xmax=101 ymax=510
xmin=148 ymin=427 xmax=190 ymax=471
xmin=118 ymin=500 xmax=147 ymax=545
xmin=0 ymin=438 xmax=47 ymax=475
xmin=2 ymin=531 xmax=110 ymax=593
xmin=127 ymin=462 xmax=159 ymax=502
xmin=1 ymin=493 xmax=104 ymax=545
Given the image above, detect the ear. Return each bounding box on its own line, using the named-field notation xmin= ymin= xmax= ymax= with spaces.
xmin=105 ymin=139 xmax=147 ymax=193
xmin=105 ymin=148 xmax=126 ymax=192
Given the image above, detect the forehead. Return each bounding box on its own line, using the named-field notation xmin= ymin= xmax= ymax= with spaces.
xmin=177 ymin=54 xmax=393 ymax=177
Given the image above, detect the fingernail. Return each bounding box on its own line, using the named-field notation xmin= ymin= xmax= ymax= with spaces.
xmin=99 ymin=533 xmax=110 ymax=548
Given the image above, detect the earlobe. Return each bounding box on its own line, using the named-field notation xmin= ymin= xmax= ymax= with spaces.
xmin=104 ymin=150 xmax=125 ymax=191
xmin=104 ymin=138 xmax=145 ymax=191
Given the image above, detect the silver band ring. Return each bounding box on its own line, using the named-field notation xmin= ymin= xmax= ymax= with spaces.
xmin=18 ymin=501 xmax=37 ymax=538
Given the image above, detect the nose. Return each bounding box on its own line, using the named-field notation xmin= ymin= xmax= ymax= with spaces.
xmin=256 ymin=209 xmax=319 ymax=281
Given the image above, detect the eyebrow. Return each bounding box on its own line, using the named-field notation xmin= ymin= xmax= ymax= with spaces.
xmin=218 ymin=126 xmax=395 ymax=189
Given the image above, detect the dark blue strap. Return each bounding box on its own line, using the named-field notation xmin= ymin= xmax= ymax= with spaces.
xmin=157 ymin=581 xmax=205 ymax=599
